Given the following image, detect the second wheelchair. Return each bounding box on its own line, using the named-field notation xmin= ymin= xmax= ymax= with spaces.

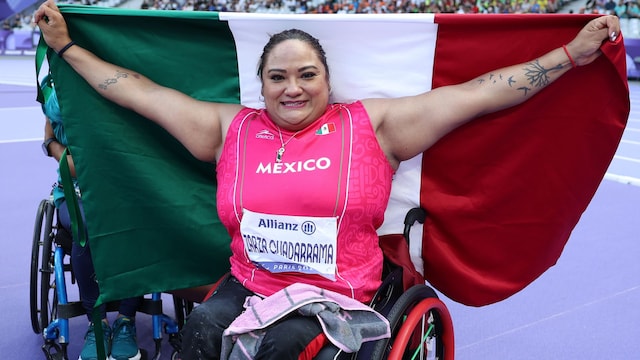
xmin=29 ymin=195 xmax=183 ymax=360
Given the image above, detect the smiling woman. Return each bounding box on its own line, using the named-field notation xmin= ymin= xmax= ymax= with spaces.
xmin=258 ymin=30 xmax=331 ymax=132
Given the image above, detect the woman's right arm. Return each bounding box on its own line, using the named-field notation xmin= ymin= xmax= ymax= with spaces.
xmin=34 ymin=0 xmax=240 ymax=162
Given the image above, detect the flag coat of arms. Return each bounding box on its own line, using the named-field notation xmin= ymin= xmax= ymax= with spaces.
xmin=42 ymin=5 xmax=629 ymax=307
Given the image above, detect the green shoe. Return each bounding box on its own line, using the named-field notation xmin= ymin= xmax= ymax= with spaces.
xmin=79 ymin=321 xmax=112 ymax=360
xmin=109 ymin=317 xmax=141 ymax=360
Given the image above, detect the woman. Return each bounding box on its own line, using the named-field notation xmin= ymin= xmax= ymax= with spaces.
xmin=34 ymin=0 xmax=619 ymax=358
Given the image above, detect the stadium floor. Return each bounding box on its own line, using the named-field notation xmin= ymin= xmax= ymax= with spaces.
xmin=1 ymin=37 xmax=638 ymax=360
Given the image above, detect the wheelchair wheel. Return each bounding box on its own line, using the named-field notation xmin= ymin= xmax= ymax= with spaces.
xmin=371 ymin=284 xmax=454 ymax=360
xmin=29 ymin=199 xmax=57 ymax=334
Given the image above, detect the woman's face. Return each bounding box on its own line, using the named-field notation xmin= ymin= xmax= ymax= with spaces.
xmin=261 ymin=39 xmax=330 ymax=131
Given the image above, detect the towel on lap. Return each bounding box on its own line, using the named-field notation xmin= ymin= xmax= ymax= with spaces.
xmin=221 ymin=283 xmax=391 ymax=359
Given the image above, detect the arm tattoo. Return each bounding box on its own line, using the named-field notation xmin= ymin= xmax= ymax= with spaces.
xmin=523 ymin=59 xmax=563 ymax=88
xmin=517 ymin=86 xmax=531 ymax=96
xmin=477 ymin=73 xmax=510 ymax=86
xmin=476 ymin=59 xmax=563 ymax=97
xmin=98 ymin=70 xmax=129 ymax=90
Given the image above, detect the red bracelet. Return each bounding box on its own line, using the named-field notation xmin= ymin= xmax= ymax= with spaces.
xmin=562 ymin=45 xmax=576 ymax=68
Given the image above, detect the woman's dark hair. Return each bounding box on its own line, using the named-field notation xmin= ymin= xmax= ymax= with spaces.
xmin=257 ymin=29 xmax=330 ymax=83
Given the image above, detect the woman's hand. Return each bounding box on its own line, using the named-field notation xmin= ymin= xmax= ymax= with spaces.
xmin=33 ymin=0 xmax=72 ymax=53
xmin=565 ymin=15 xmax=620 ymax=67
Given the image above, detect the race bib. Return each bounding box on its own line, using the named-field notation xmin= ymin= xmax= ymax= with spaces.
xmin=240 ymin=209 xmax=338 ymax=280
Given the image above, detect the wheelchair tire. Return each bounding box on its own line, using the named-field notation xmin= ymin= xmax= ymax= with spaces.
xmin=29 ymin=199 xmax=57 ymax=334
xmin=370 ymin=284 xmax=450 ymax=360
xmin=388 ymin=295 xmax=454 ymax=360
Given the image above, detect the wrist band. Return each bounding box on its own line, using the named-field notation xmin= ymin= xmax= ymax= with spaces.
xmin=562 ymin=45 xmax=576 ymax=68
xmin=57 ymin=41 xmax=76 ymax=58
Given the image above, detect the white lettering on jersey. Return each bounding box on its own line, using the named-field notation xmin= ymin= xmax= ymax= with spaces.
xmin=256 ymin=157 xmax=331 ymax=174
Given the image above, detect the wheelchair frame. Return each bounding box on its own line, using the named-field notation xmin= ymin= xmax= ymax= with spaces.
xmin=29 ymin=196 xmax=183 ymax=360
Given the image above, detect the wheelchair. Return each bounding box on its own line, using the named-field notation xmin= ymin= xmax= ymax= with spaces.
xmin=171 ymin=207 xmax=455 ymax=360
xmin=29 ymin=194 xmax=183 ymax=360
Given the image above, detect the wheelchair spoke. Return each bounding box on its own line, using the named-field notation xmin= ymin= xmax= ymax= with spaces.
xmin=409 ymin=317 xmax=435 ymax=360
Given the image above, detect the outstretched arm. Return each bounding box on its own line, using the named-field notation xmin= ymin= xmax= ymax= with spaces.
xmin=33 ymin=0 xmax=241 ymax=162
xmin=367 ymin=15 xmax=620 ymax=169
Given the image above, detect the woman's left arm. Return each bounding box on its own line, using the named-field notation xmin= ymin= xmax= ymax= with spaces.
xmin=367 ymin=15 xmax=620 ymax=169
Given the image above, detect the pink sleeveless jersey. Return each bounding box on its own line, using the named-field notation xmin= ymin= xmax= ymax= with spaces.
xmin=216 ymin=101 xmax=394 ymax=302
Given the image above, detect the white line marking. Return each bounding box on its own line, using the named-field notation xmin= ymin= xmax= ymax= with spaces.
xmin=456 ymin=285 xmax=640 ymax=351
xmin=621 ymin=139 xmax=640 ymax=145
xmin=614 ymin=155 xmax=640 ymax=163
xmin=0 ymin=81 xmax=36 ymax=87
xmin=604 ymin=173 xmax=640 ymax=186
xmin=0 ymin=138 xmax=40 ymax=144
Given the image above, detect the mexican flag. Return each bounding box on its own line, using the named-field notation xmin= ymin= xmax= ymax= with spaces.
xmin=41 ymin=5 xmax=629 ymax=307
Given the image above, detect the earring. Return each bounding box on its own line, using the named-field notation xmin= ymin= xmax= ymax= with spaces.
xmin=259 ymin=95 xmax=264 ymax=102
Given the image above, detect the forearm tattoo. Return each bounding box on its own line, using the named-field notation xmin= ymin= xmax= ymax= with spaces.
xmin=523 ymin=59 xmax=563 ymax=89
xmin=476 ymin=59 xmax=564 ymax=97
xmin=98 ymin=70 xmax=129 ymax=90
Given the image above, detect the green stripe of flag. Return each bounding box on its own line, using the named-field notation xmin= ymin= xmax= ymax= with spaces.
xmin=51 ymin=5 xmax=240 ymax=303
